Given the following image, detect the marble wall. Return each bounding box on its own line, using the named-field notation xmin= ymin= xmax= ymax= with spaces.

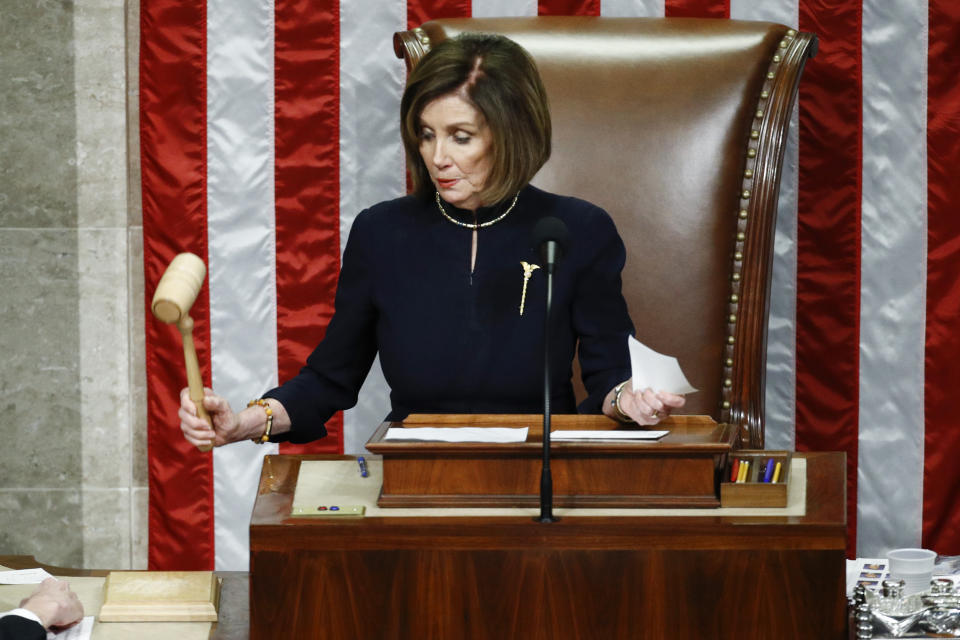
xmin=0 ymin=0 xmax=146 ymax=569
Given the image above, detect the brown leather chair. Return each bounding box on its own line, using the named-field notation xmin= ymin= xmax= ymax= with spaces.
xmin=395 ymin=18 xmax=817 ymax=447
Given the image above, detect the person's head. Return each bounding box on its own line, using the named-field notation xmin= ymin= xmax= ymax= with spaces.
xmin=401 ymin=33 xmax=552 ymax=210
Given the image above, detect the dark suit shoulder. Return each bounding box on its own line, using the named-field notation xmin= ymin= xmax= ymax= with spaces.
xmin=524 ymin=185 xmax=616 ymax=230
xmin=522 ymin=185 xmax=622 ymax=264
xmin=0 ymin=614 xmax=46 ymax=640
xmin=353 ymin=195 xmax=427 ymax=227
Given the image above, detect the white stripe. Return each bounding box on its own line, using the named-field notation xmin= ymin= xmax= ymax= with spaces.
xmin=729 ymin=0 xmax=796 ymax=24
xmin=762 ymin=106 xmax=799 ymax=453
xmin=600 ymin=0 xmax=664 ymax=17
xmin=207 ymin=0 xmax=279 ymax=572
xmin=730 ymin=0 xmax=799 ymax=452
xmin=339 ymin=0 xmax=407 ymax=453
xmin=857 ymin=0 xmax=928 ymax=557
xmin=473 ymin=0 xmax=537 ymax=16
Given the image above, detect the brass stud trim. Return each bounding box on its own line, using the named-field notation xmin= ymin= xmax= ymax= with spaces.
xmin=721 ymin=34 xmax=791 ymax=412
xmin=787 ymin=29 xmax=797 ymax=37
xmin=421 ymin=36 xmax=431 ymax=45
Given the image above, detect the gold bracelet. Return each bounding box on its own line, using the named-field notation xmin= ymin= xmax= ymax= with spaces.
xmin=611 ymin=381 xmax=635 ymax=423
xmin=247 ymin=399 xmax=273 ymax=444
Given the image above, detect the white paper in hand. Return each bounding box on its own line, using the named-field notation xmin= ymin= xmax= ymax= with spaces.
xmin=628 ymin=336 xmax=697 ymax=395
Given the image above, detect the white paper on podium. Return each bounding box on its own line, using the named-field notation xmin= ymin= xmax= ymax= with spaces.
xmin=53 ymin=616 xmax=94 ymax=640
xmin=551 ymin=430 xmax=668 ymax=441
xmin=0 ymin=568 xmax=54 ymax=584
xmin=384 ymin=427 xmax=528 ymax=443
xmin=628 ymin=336 xmax=698 ymax=395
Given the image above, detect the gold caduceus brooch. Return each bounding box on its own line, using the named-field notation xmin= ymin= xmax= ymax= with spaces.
xmin=519 ymin=261 xmax=541 ymax=316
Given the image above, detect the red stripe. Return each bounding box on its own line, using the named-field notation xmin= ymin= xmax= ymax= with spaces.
xmin=274 ymin=0 xmax=344 ymax=455
xmin=924 ymin=1 xmax=960 ymax=554
xmin=408 ymin=0 xmax=471 ymax=30
xmin=538 ymin=0 xmax=600 ymax=16
xmin=664 ymin=0 xmax=729 ymax=18
xmin=140 ymin=0 xmax=214 ymax=570
xmin=795 ymin=1 xmax=862 ymax=558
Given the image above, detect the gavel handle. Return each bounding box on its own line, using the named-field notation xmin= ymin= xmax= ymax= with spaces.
xmin=177 ymin=315 xmax=214 ymax=452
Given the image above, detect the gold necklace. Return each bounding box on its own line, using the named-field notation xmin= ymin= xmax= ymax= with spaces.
xmin=435 ymin=191 xmax=519 ymax=229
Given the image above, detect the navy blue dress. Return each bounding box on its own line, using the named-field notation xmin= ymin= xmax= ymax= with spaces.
xmin=264 ymin=185 xmax=634 ymax=443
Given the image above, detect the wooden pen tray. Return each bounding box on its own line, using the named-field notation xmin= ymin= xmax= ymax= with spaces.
xmin=720 ymin=450 xmax=791 ymax=508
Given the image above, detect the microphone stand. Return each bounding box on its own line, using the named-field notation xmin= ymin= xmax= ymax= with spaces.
xmin=537 ymin=241 xmax=558 ymax=523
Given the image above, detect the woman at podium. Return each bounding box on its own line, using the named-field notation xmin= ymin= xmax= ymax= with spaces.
xmin=179 ymin=33 xmax=684 ymax=449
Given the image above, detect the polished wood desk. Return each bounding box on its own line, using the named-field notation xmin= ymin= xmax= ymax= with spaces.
xmin=0 ymin=556 xmax=249 ymax=639
xmin=249 ymin=452 xmax=847 ymax=640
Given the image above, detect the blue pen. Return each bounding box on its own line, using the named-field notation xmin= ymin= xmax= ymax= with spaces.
xmin=763 ymin=457 xmax=775 ymax=483
xmin=357 ymin=456 xmax=368 ymax=478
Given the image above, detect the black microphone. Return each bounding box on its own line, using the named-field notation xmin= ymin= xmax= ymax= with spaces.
xmin=531 ymin=217 xmax=570 ymax=523
xmin=532 ymin=216 xmax=570 ymax=274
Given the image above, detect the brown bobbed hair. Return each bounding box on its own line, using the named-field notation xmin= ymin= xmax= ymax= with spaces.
xmin=400 ymin=33 xmax=552 ymax=206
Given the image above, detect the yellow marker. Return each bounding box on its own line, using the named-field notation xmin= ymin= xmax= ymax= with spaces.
xmin=737 ymin=460 xmax=749 ymax=483
xmin=772 ymin=461 xmax=782 ymax=483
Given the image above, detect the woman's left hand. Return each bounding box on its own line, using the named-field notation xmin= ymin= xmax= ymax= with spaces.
xmin=614 ymin=384 xmax=686 ymax=426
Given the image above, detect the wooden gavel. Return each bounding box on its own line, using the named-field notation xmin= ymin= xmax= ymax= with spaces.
xmin=151 ymin=253 xmax=213 ymax=452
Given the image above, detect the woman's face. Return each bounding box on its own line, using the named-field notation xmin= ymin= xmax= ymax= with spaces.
xmin=418 ymin=93 xmax=493 ymax=212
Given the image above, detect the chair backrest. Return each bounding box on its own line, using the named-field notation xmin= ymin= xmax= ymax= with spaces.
xmin=395 ymin=17 xmax=816 ymax=447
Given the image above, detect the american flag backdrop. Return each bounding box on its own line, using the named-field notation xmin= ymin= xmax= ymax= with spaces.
xmin=140 ymin=0 xmax=960 ymax=571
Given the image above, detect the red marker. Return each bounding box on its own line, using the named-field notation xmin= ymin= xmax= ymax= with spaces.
xmin=729 ymin=458 xmax=740 ymax=483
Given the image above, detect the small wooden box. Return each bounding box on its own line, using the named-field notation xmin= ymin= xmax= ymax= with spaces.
xmin=99 ymin=571 xmax=220 ymax=622
xmin=720 ymin=450 xmax=791 ymax=508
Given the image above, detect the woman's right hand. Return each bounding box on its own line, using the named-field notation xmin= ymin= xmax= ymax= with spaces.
xmin=179 ymin=387 xmax=240 ymax=448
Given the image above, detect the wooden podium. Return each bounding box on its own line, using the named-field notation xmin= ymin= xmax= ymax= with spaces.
xmin=366 ymin=414 xmax=736 ymax=508
xmin=249 ymin=417 xmax=847 ymax=639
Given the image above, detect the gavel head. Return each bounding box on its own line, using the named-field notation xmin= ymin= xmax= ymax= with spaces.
xmin=151 ymin=253 xmax=207 ymax=324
